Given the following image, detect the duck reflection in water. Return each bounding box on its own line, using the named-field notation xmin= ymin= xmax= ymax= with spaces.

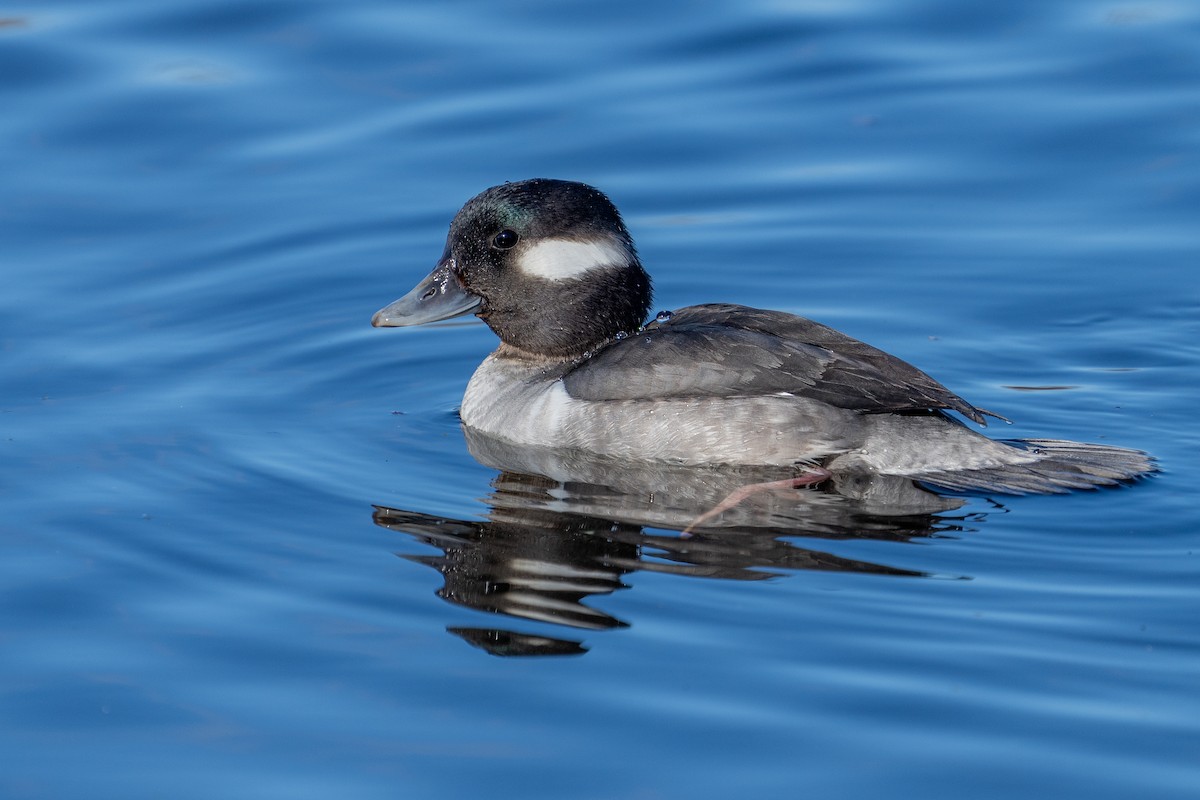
xmin=373 ymin=428 xmax=984 ymax=658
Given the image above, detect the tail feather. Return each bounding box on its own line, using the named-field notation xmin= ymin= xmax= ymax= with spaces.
xmin=918 ymin=438 xmax=1157 ymax=495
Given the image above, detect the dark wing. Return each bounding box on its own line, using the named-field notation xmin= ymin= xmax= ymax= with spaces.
xmin=562 ymin=303 xmax=995 ymax=425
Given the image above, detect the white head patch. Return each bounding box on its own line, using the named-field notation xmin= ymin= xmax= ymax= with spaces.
xmin=516 ymin=237 xmax=632 ymax=281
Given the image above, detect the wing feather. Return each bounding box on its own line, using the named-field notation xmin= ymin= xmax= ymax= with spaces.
xmin=562 ymin=304 xmax=993 ymax=425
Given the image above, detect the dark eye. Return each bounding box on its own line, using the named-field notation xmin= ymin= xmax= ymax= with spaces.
xmin=492 ymin=230 xmax=519 ymax=249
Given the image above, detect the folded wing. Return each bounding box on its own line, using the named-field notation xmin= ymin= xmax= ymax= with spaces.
xmin=562 ymin=303 xmax=995 ymax=425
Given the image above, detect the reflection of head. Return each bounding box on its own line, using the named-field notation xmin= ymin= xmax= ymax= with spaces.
xmin=376 ymin=505 xmax=635 ymax=631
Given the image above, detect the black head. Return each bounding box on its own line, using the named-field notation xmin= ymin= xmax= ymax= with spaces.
xmin=373 ymin=179 xmax=653 ymax=359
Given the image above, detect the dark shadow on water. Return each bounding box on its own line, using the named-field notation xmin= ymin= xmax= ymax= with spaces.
xmin=373 ymin=429 xmax=989 ymax=657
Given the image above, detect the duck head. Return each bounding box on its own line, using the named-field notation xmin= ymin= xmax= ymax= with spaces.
xmin=372 ymin=179 xmax=653 ymax=359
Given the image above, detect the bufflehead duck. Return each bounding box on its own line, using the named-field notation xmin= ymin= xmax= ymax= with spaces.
xmin=372 ymin=179 xmax=1154 ymax=495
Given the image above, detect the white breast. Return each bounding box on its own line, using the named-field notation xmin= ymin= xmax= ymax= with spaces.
xmin=460 ymin=356 xmax=575 ymax=448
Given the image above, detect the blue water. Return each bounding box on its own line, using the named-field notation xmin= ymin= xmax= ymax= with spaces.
xmin=4 ymin=1 xmax=1199 ymax=798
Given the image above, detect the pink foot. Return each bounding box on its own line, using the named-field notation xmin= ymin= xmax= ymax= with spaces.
xmin=682 ymin=466 xmax=832 ymax=535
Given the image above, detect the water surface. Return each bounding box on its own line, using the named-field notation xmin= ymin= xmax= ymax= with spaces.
xmin=3 ymin=1 xmax=1199 ymax=798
